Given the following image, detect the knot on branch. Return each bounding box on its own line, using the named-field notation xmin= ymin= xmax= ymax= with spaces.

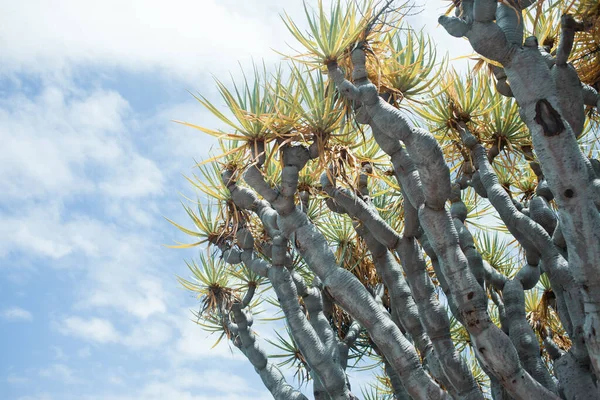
xmin=524 ymin=36 xmax=539 ymax=48
xmin=282 ymin=145 xmax=310 ymax=169
xmin=534 ymin=99 xmax=565 ymax=137
xmin=561 ymin=14 xmax=586 ymax=32
xmin=359 ymin=83 xmax=379 ymax=105
xmin=237 ymin=228 xmax=255 ymax=250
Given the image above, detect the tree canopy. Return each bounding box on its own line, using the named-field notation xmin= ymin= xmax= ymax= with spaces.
xmin=169 ymin=0 xmax=600 ymax=398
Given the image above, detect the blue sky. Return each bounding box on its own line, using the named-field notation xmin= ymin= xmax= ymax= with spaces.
xmin=0 ymin=1 xmax=471 ymax=398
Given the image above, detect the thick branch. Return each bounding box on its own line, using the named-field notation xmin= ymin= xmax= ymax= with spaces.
xmin=269 ymin=235 xmax=353 ymax=399
xmin=329 ymin=44 xmax=559 ymax=399
xmin=260 ymin=147 xmax=450 ymax=399
xmin=324 ymin=171 xmax=481 ymax=399
xmin=229 ymin=303 xmax=307 ymax=400
xmin=502 ymin=280 xmax=557 ymax=392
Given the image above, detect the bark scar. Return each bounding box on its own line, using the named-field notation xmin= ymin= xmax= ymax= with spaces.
xmin=534 ymin=99 xmax=565 ymax=136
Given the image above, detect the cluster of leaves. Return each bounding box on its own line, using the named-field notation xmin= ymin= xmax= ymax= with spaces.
xmin=568 ymin=0 xmax=600 ymax=89
xmin=177 ymin=252 xmax=266 ymax=347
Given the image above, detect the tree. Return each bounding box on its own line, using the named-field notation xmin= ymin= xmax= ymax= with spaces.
xmin=169 ymin=0 xmax=600 ymax=398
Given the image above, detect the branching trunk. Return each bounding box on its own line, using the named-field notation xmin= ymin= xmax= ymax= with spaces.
xmin=322 ymin=172 xmax=480 ymax=399
xmin=225 ymin=296 xmax=307 ymax=400
xmin=242 ymin=146 xmax=450 ymax=399
xmin=327 ymin=47 xmax=560 ymax=399
xmin=177 ymin=2 xmax=600 ymax=398
xmin=219 ymin=177 xmax=355 ymax=399
xmin=441 ymin=1 xmax=600 ymax=381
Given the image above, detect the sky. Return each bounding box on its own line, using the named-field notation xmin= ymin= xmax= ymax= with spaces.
xmin=0 ymin=1 xmax=472 ymax=399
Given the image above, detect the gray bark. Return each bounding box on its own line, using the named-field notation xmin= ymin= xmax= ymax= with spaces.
xmin=440 ymin=3 xmax=600 ymax=382
xmin=243 ymin=145 xmax=450 ymax=399
xmin=327 ymin=47 xmax=559 ymax=399
xmin=180 ymin=2 xmax=600 ymax=397
xmin=218 ymin=175 xmax=356 ymax=399
xmin=226 ymin=296 xmax=307 ymax=400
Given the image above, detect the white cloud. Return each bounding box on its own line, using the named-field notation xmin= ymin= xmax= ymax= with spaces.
xmin=146 ymin=100 xmax=221 ymax=173
xmin=82 ymin=269 xmax=169 ymax=320
xmin=0 ymin=198 xmax=170 ymax=321
xmin=0 ymin=205 xmax=153 ymax=265
xmin=57 ymin=314 xmax=176 ymax=350
xmin=7 ymin=373 xmax=29 ymax=384
xmin=121 ymin=320 xmax=173 ymax=350
xmin=99 ymin=156 xmax=163 ymax=199
xmin=1 ymin=306 xmax=33 ymax=322
xmin=17 ymin=395 xmax=54 ymax=400
xmin=77 ymin=347 xmax=92 ymax=358
xmin=108 ymin=375 xmax=124 ymax=386
xmin=51 ymin=346 xmax=66 ymax=360
xmin=0 ymin=0 xmax=292 ymax=83
xmin=105 ymin=201 xmax=157 ymax=228
xmin=54 ymin=308 xmax=247 ymax=364
xmin=39 ymin=364 xmax=82 ymax=385
xmin=59 ymin=317 xmax=120 ymax=343
xmin=12 ymin=225 xmax=73 ymax=260
xmin=170 ymin=369 xmax=250 ymax=392
xmin=0 ymin=84 xmax=163 ymax=203
xmin=170 ymin=310 xmax=245 ymax=363
xmin=106 ymin=368 xmax=272 ymax=400
xmin=80 ymin=238 xmax=170 ymax=319
xmin=0 ymin=75 xmax=174 ymax=323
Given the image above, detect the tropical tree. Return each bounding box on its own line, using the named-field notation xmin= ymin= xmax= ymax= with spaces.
xmin=170 ymin=0 xmax=600 ymax=398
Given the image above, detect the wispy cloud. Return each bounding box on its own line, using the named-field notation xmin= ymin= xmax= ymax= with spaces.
xmin=57 ymin=314 xmax=174 ymax=350
xmin=39 ymin=364 xmax=83 ymax=385
xmin=109 ymin=368 xmax=272 ymax=400
xmin=0 ymin=0 xmax=289 ymax=84
xmin=1 ymin=306 xmax=33 ymax=322
xmin=7 ymin=373 xmax=29 ymax=384
xmin=0 ymin=79 xmax=170 ymax=322
xmin=168 ymin=309 xmax=246 ymax=364
xmin=58 ymin=317 xmax=119 ymax=343
xmin=16 ymin=395 xmax=54 ymax=400
xmin=0 ymin=84 xmax=162 ymax=204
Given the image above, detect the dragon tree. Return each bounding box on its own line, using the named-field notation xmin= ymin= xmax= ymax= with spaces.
xmin=169 ymin=0 xmax=600 ymax=398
